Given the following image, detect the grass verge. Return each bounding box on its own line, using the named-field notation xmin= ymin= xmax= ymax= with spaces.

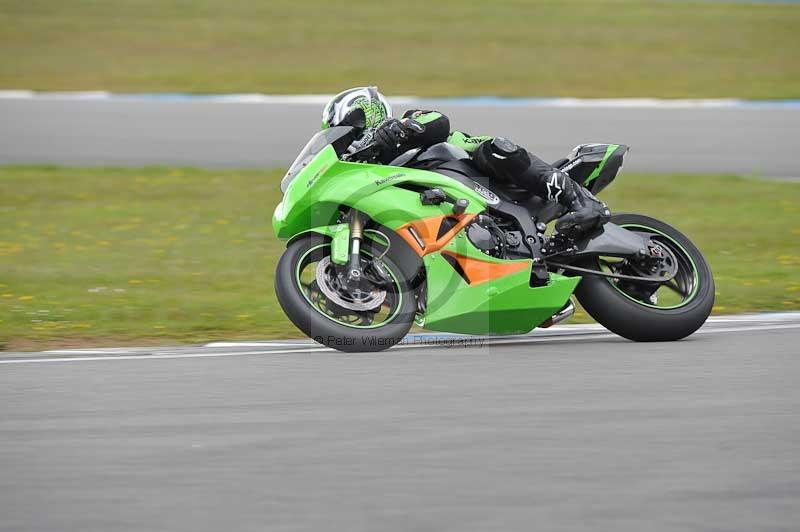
xmin=1 ymin=166 xmax=798 ymax=351
xmin=0 ymin=0 xmax=799 ymax=98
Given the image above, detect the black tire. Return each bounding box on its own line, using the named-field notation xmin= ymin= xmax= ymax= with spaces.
xmin=574 ymin=213 xmax=714 ymax=342
xmin=275 ymin=235 xmax=416 ymax=352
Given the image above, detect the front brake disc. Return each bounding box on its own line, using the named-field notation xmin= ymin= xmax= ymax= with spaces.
xmin=315 ymin=256 xmax=386 ymax=312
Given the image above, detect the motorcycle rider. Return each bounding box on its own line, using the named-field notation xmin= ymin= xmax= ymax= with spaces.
xmin=321 ymin=86 xmax=611 ymax=240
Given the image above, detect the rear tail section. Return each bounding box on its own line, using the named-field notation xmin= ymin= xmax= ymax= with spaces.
xmin=559 ymin=143 xmax=629 ymax=194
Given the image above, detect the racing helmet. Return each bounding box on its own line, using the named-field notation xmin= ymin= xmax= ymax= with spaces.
xmin=321 ymin=86 xmax=392 ymax=130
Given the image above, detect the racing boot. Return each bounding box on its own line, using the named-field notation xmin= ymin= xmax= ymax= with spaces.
xmin=549 ymin=171 xmax=611 ymax=240
xmin=473 ymin=138 xmax=611 ymax=240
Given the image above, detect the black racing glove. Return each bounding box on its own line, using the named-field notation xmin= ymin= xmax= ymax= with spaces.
xmin=373 ymin=118 xmax=425 ymax=161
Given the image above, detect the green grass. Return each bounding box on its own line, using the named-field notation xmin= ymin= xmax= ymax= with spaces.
xmin=1 ymin=166 xmax=799 ymax=350
xmin=1 ymin=0 xmax=799 ymax=98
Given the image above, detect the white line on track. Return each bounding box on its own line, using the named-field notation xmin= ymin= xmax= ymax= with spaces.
xmin=203 ymin=314 xmax=799 ymax=348
xmin=2 ymin=322 xmax=799 ymax=365
xmin=202 ymin=342 xmax=330 ymax=348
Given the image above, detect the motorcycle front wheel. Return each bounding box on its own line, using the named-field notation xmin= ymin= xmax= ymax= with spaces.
xmin=574 ymin=213 xmax=715 ymax=342
xmin=275 ymin=234 xmax=416 ymax=352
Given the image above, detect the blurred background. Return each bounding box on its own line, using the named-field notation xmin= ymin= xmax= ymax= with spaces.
xmin=1 ymin=0 xmax=799 ymax=350
xmin=2 ymin=0 xmax=797 ymax=97
xmin=3 ymin=4 xmax=800 ymax=532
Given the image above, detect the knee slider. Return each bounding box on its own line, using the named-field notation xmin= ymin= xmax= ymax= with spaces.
xmin=474 ymin=137 xmax=530 ymax=179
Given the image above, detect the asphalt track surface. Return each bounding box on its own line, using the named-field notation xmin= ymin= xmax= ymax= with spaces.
xmin=2 ymin=313 xmax=800 ymax=532
xmin=2 ymin=97 xmax=799 ymax=177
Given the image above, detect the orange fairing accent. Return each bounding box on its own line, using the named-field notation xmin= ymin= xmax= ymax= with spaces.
xmin=442 ymin=251 xmax=529 ymax=285
xmin=397 ymin=214 xmax=476 ymax=256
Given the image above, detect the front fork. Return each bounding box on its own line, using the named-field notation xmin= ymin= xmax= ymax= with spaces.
xmin=339 ymin=209 xmax=393 ymax=291
xmin=344 ymin=210 xmax=365 ymax=288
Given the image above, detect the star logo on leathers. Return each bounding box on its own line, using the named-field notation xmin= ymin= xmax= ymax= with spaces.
xmin=546 ymin=172 xmax=562 ymax=202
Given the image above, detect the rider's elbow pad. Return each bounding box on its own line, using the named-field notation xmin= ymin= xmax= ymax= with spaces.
xmin=402 ymin=110 xmax=450 ymax=146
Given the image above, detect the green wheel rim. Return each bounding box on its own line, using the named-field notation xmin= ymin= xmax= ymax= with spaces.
xmin=295 ymin=243 xmax=404 ymax=329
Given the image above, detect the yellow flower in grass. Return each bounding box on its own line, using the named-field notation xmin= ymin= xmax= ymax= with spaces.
xmin=18 ymin=295 xmax=34 ymax=301
xmin=111 ymin=224 xmax=139 ymax=232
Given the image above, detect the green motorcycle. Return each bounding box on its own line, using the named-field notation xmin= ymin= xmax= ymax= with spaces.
xmin=273 ymin=126 xmax=714 ymax=352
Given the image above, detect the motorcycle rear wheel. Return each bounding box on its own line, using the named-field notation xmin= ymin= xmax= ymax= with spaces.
xmin=275 ymin=234 xmax=416 ymax=352
xmin=574 ymin=213 xmax=714 ymax=342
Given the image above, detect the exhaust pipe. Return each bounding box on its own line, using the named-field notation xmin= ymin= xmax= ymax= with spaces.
xmin=540 ymin=298 xmax=576 ymax=328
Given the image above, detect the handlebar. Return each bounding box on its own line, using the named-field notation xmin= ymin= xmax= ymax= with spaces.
xmin=343 ymin=142 xmax=379 ymax=162
xmin=342 ymin=118 xmax=424 ymax=162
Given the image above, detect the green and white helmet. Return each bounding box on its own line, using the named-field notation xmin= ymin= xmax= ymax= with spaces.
xmin=321 ymin=86 xmax=392 ymax=130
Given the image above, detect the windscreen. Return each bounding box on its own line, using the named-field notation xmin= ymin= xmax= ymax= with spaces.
xmin=280 ymin=126 xmax=355 ymax=193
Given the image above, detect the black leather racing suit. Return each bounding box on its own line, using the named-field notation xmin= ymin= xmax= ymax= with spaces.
xmin=372 ymin=110 xmax=610 ymax=238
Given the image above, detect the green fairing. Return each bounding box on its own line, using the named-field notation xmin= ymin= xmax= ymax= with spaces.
xmin=330 ymin=224 xmax=350 ymax=265
xmin=447 ymin=131 xmax=493 ymax=153
xmin=287 ymin=223 xmax=385 ymax=265
xmin=274 ymin=141 xmax=579 ymax=335
xmin=273 ymin=145 xmax=486 ymax=239
xmin=286 ymin=224 xmax=345 ymax=244
xmin=419 ymin=232 xmax=579 ymax=335
xmin=584 ymin=144 xmax=619 ymax=186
